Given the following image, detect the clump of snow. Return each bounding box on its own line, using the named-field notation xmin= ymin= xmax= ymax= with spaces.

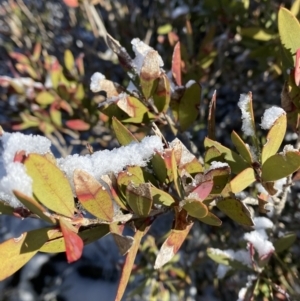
xmin=244 ymin=230 xmax=274 ymax=258
xmin=253 ymin=217 xmax=273 ymax=230
xmin=207 ymin=161 xmax=229 ymax=171
xmin=238 ymin=94 xmax=255 ymax=136
xmin=260 ymin=106 xmax=285 ymax=130
xmin=185 ymin=80 xmax=196 ymax=89
xmin=131 ymin=38 xmax=163 ymax=75
xmin=282 ymin=144 xmax=297 ymax=154
xmin=90 ymin=72 xmax=106 ymax=92
xmin=58 ymin=136 xmax=164 ymax=189
xmin=0 ymin=132 xmax=51 ymax=207
xmin=274 ymin=177 xmax=288 ymax=196
xmin=210 ymin=248 xmax=252 ymax=279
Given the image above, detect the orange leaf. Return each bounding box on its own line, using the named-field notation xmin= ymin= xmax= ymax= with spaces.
xmin=154 ymin=208 xmax=193 ymax=269
xmin=172 ymin=42 xmax=182 ymax=86
xmin=66 ymin=119 xmax=90 ymax=131
xmin=115 ymin=223 xmax=149 ymax=301
xmin=59 ymin=218 xmax=83 ymax=263
xmin=63 ymin=0 xmax=79 ymax=7
xmin=74 ymin=170 xmax=114 ymax=222
xmin=295 ymin=48 xmax=300 ymax=86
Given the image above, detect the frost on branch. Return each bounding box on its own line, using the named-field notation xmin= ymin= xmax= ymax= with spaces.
xmin=238 ymin=93 xmax=255 ymax=136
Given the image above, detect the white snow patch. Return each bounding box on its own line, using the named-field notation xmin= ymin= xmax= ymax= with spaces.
xmin=260 ymin=107 xmax=285 ymax=130
xmin=238 ymin=94 xmax=255 ymax=136
xmin=90 ymin=72 xmax=106 ymax=92
xmin=207 ymin=161 xmax=229 ymax=171
xmin=244 ymin=230 xmax=274 ymax=258
xmin=0 ymin=132 xmax=51 ymax=207
xmin=253 ymin=217 xmax=273 ymax=230
xmin=216 ymin=264 xmax=231 ymax=279
xmin=58 ymin=136 xmax=163 ymax=189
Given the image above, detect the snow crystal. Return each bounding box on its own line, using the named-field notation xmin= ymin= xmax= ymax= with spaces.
xmin=0 ymin=132 xmax=52 ymax=207
xmin=253 ymin=217 xmax=273 ymax=230
xmin=58 ymin=136 xmax=164 ymax=188
xmin=260 ymin=106 xmax=285 ymax=130
xmin=207 ymin=161 xmax=229 ymax=171
xmin=244 ymin=230 xmax=274 ymax=258
xmin=282 ymin=144 xmax=297 ymax=154
xmin=131 ymin=38 xmax=164 ymax=75
xmin=90 ymin=72 xmax=106 ymax=92
xmin=238 ymin=94 xmax=255 ymax=136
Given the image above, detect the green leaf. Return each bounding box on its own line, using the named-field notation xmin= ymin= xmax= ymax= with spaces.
xmin=205 ymin=166 xmax=231 ymax=194
xmin=274 ymin=233 xmax=297 ymax=253
xmin=204 ymin=146 xmax=223 ymax=169
xmin=13 ymin=190 xmax=55 ymax=224
xmin=126 ymin=182 xmax=153 ymax=217
xmin=112 ymin=116 xmax=138 ymax=146
xmin=182 ymin=199 xmax=208 ymax=220
xmin=238 ymin=27 xmax=277 ymax=41
xmin=74 ymin=170 xmax=114 ymax=222
xmin=207 ymin=91 xmax=216 ymax=140
xmin=179 ymin=81 xmax=201 ymax=131
xmin=198 ymin=212 xmax=222 ymax=226
xmin=119 ymin=97 xmax=149 ymax=123
xmin=278 ymin=7 xmax=300 ymax=70
xmin=40 ymin=225 xmax=110 ymax=253
xmin=64 ymin=49 xmax=75 ymax=72
xmin=153 ymin=74 xmax=171 ymax=112
xmin=157 ymin=24 xmax=172 ymax=35
xmin=216 ymin=198 xmax=253 ymax=226
xmin=0 ymin=228 xmax=51 ymax=281
xmin=231 ymin=131 xmax=253 ymax=164
xmin=204 ymin=137 xmax=249 ymax=174
xmin=207 ymin=248 xmax=232 ymax=265
xmin=36 ymin=91 xmax=56 ymax=105
xmin=230 ymin=167 xmax=256 ymax=193
xmin=261 ymin=113 xmax=287 ymax=164
xmin=261 ymin=150 xmax=300 ymax=182
xmin=0 ymin=200 xmax=14 ymax=215
xmin=24 ymin=154 xmax=75 ymax=217
xmin=152 ymin=153 xmax=167 ymax=183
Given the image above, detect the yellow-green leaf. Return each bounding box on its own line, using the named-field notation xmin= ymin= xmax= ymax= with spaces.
xmin=278 ymin=7 xmax=300 ymax=70
xmin=239 ymin=27 xmax=277 ymax=41
xmin=24 ymin=154 xmax=75 ymax=217
xmin=204 ymin=137 xmax=249 ymax=173
xmin=0 ymin=200 xmax=14 ymax=215
xmin=64 ymin=49 xmax=75 ymax=72
xmin=112 ymin=116 xmax=138 ymax=146
xmin=0 ymin=228 xmax=51 ymax=281
xmin=13 ymin=190 xmax=55 ymax=224
xmin=230 ymin=167 xmax=256 ymax=193
xmin=182 ymin=199 xmax=208 ymax=220
xmin=231 ymin=130 xmax=253 ymax=164
xmin=261 ymin=113 xmax=287 ymax=164
xmin=36 ymin=91 xmax=56 ymax=105
xmin=150 ymin=186 xmax=175 ymax=206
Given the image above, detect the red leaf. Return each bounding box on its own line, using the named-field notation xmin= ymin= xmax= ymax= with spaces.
xmin=172 ymin=42 xmax=182 ymax=86
xmin=295 ymin=48 xmax=300 ymax=86
xmin=63 ymin=0 xmax=79 ymax=7
xmin=59 ymin=218 xmax=83 ymax=263
xmin=13 ymin=150 xmax=26 ymax=163
xmin=66 ymin=119 xmax=90 ymax=131
xmin=191 ymin=180 xmax=214 ymax=201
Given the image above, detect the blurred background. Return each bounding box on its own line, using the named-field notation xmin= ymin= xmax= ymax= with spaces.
xmin=0 ymin=0 xmax=299 ymax=300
